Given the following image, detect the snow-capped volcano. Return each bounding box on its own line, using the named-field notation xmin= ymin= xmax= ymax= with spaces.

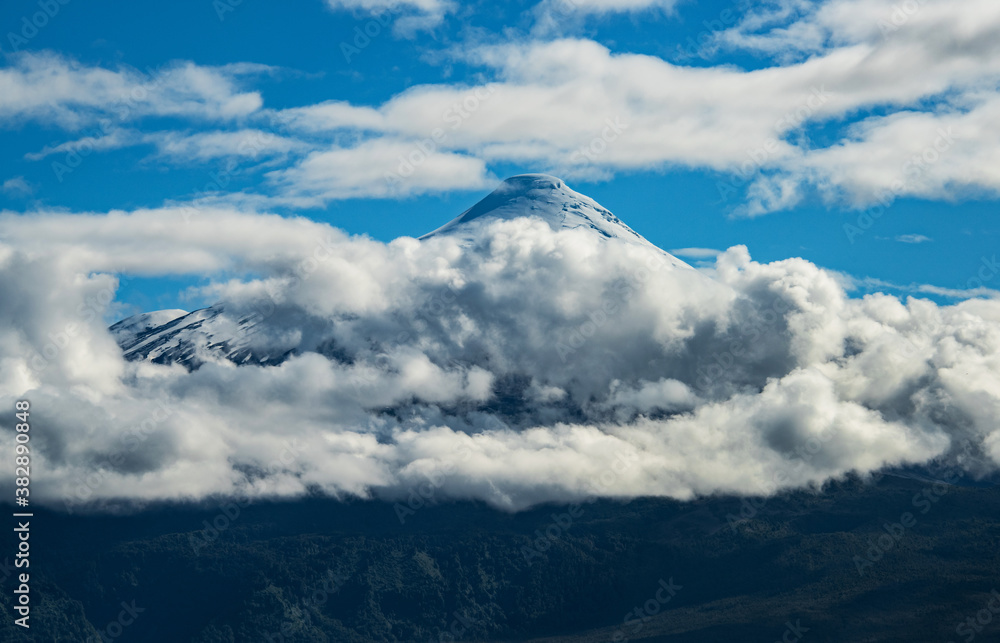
xmin=111 ymin=175 xmax=693 ymax=368
xmin=422 ymin=174 xmax=647 ymax=243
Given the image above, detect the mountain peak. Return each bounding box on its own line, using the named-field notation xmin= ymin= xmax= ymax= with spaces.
xmin=109 ymin=174 xmax=696 ymax=371
xmin=420 ymin=174 xmax=648 ymax=244
xmin=496 ymin=173 xmax=567 ymax=192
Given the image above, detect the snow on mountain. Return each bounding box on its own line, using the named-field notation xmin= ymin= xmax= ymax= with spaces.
xmin=110 ymin=174 xmax=693 ymax=368
xmin=422 ymin=173 xmax=641 ymax=238
xmin=111 ymin=305 xmax=296 ymax=369
xmin=109 ymin=309 xmax=188 ymax=346
xmin=424 ymin=174 xmax=692 ymax=269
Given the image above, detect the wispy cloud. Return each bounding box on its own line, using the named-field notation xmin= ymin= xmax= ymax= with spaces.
xmin=270 ymin=1 xmax=1000 ymax=210
xmin=847 ymin=275 xmax=1000 ymax=300
xmin=10 ymin=2 xmax=1000 ymax=214
xmin=323 ymin=0 xmax=455 ymax=34
xmin=1 ymin=176 xmax=33 ymax=196
xmin=24 ymin=129 xmax=151 ymax=161
xmin=895 ymin=234 xmax=932 ymax=244
xmin=0 ymin=52 xmax=267 ymax=129
xmin=268 ymin=138 xmax=493 ymax=203
xmin=668 ymin=247 xmax=722 ymax=261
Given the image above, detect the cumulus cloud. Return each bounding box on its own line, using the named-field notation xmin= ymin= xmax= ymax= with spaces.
xmin=712 ymin=0 xmax=1000 ymax=209
xmin=0 ymin=203 xmax=997 ymax=511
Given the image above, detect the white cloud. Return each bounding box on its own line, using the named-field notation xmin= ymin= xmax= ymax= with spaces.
xmin=152 ymin=129 xmax=308 ymax=163
xmin=9 ymin=2 xmax=1000 ymax=212
xmin=538 ymin=0 xmax=679 ymax=16
xmin=268 ymin=0 xmax=1000 ymax=209
xmin=323 ymin=0 xmax=454 ymax=33
xmin=24 ymin=127 xmax=308 ymax=175
xmin=529 ymin=0 xmax=681 ymax=38
xmin=12 ymin=1 xmax=1000 ymax=212
xmin=1 ymin=176 xmax=33 ymax=196
xmin=269 ymin=138 xmax=493 ymax=203
xmin=325 ymin=0 xmax=449 ymax=12
xmin=895 ymin=234 xmax=932 ymax=244
xmin=0 ymin=52 xmax=266 ymax=129
xmin=564 ymin=0 xmax=678 ymax=11
xmin=669 ymin=247 xmax=722 ymax=259
xmin=668 ymin=247 xmax=722 ymax=267
xmin=845 ymin=275 xmax=1000 ymax=301
xmin=278 ymin=101 xmax=385 ymax=132
xmin=24 ymin=129 xmax=150 ymax=161
xmin=0 ymin=204 xmax=997 ymax=510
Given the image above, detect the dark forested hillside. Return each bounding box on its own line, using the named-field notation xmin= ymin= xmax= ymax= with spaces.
xmin=3 ymin=473 xmax=999 ymax=642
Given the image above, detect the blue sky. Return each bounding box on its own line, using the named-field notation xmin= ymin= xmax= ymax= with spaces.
xmin=2 ymin=0 xmax=998 ymax=314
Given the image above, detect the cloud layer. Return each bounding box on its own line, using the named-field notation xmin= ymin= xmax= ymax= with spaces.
xmin=1 ymin=206 xmax=997 ymax=511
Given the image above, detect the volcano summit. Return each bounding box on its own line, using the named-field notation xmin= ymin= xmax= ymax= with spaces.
xmin=111 ymin=175 xmax=693 ymax=368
